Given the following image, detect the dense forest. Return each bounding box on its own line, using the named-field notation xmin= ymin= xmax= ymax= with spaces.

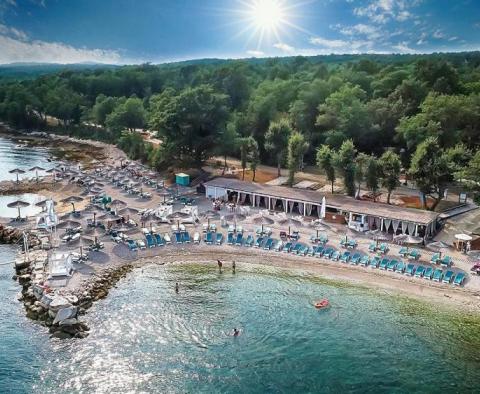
xmin=0 ymin=52 xmax=479 ymax=209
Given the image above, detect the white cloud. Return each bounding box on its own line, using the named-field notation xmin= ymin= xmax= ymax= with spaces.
xmin=0 ymin=23 xmax=27 ymax=40
xmin=433 ymin=29 xmax=445 ymax=39
xmin=273 ymin=42 xmax=295 ymax=53
xmin=335 ymin=23 xmax=382 ymax=40
xmin=392 ymin=41 xmax=416 ymax=53
xmin=354 ymin=0 xmax=419 ymax=24
xmin=0 ymin=34 xmax=123 ymax=64
xmin=448 ymin=36 xmax=458 ymax=41
xmin=309 ymin=36 xmax=349 ymax=48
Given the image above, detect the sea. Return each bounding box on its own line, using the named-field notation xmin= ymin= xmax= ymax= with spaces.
xmin=0 ymin=136 xmax=479 ymax=393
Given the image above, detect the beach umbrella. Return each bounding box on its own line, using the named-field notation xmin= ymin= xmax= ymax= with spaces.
xmin=158 ymin=190 xmax=172 ymax=203
xmin=110 ymin=199 xmax=127 ymax=212
xmin=455 ymin=233 xmax=473 ymax=242
xmin=57 ymin=220 xmax=81 ymax=230
xmin=45 ymin=168 xmax=58 ymax=182
xmin=29 ymin=166 xmax=45 ymax=182
xmin=427 ymin=241 xmax=450 ymax=258
xmin=85 ymin=204 xmax=104 ymax=214
xmin=254 ymin=215 xmax=274 ymax=225
xmin=403 ymin=235 xmax=423 ymax=245
xmin=278 ymin=217 xmax=302 ymax=227
xmin=98 ymin=213 xmax=122 ymax=222
xmin=35 ymin=199 xmax=57 ymax=211
xmin=67 ymin=236 xmax=93 ymax=258
xmin=9 ymin=168 xmax=25 ymax=183
xmin=85 ymin=227 xmax=106 ymax=245
xmin=61 ymin=196 xmax=84 ymax=213
xmin=118 ymin=207 xmax=139 ymax=221
xmin=7 ymin=200 xmax=30 ymax=219
xmin=167 ymin=211 xmax=190 ymax=220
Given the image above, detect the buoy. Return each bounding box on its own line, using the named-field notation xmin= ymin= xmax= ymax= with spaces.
xmin=314 ymin=299 xmax=330 ymax=309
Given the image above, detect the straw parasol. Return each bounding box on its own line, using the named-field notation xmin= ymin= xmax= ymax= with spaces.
xmin=57 ymin=220 xmax=81 ymax=230
xmin=29 ymin=166 xmax=45 ymax=182
xmin=254 ymin=215 xmax=274 ymax=225
xmin=7 ymin=200 xmax=30 ymax=219
xmin=9 ymin=168 xmax=25 ymax=183
xmin=278 ymin=217 xmax=302 ymax=227
xmin=109 ymin=199 xmax=127 ymax=212
xmin=85 ymin=227 xmax=106 ymax=245
xmin=98 ymin=213 xmax=122 ymax=222
xmin=67 ymin=236 xmax=93 ymax=258
xmin=61 ymin=196 xmax=84 ymax=213
xmin=118 ymin=207 xmax=139 ymax=221
xmin=35 ymin=199 xmax=57 ymax=211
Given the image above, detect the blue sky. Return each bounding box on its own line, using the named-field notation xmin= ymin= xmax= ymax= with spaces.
xmin=0 ymin=0 xmax=479 ymax=64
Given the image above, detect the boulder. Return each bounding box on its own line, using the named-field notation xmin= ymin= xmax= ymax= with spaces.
xmin=59 ymin=318 xmax=78 ymax=326
xmin=51 ymin=331 xmax=72 ymax=340
xmin=49 ymin=296 xmax=72 ymax=312
xmin=53 ymin=306 xmax=78 ymax=325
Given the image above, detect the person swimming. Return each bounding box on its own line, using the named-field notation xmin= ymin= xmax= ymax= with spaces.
xmin=232 ymin=260 xmax=236 ymax=273
xmin=233 ymin=328 xmax=240 ymax=337
xmin=217 ymin=259 xmax=223 ymax=272
xmin=175 ymin=282 xmax=179 ymax=293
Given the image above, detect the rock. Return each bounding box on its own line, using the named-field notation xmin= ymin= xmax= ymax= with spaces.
xmin=51 ymin=331 xmax=73 ymax=340
xmin=49 ymin=296 xmax=72 ymax=312
xmin=59 ymin=318 xmax=78 ymax=326
xmin=75 ymin=331 xmax=89 ymax=339
xmin=18 ymin=274 xmax=31 ymax=285
xmin=53 ymin=306 xmax=78 ymax=324
xmin=65 ymin=295 xmax=78 ymax=305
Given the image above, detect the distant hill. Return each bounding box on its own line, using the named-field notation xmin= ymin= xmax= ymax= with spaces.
xmin=0 ymin=62 xmax=118 ymax=82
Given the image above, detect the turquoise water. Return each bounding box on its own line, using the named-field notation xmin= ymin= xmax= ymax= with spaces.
xmin=2 ymin=247 xmax=479 ymax=393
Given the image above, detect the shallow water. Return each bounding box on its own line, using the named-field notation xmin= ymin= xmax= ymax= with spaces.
xmin=2 ymin=250 xmax=479 ymax=394
xmin=0 ymin=136 xmax=53 ymax=182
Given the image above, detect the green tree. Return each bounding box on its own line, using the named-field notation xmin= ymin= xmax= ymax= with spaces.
xmin=218 ymin=122 xmax=239 ymax=174
xmin=91 ymin=94 xmax=120 ymax=126
xmin=409 ymin=137 xmax=453 ymax=210
xmin=265 ymin=119 xmax=293 ymax=176
xmin=286 ymin=132 xmax=308 ymax=187
xmin=355 ymin=153 xmax=369 ymax=198
xmin=378 ymin=150 xmax=401 ymax=204
xmin=455 ymin=151 xmax=480 ymax=196
xmin=149 ymin=84 xmax=229 ymax=165
xmin=237 ymin=137 xmax=250 ymax=180
xmin=316 ymin=145 xmax=336 ymax=193
xmin=335 ymin=139 xmax=357 ymax=197
xmin=106 ymin=96 xmax=146 ymax=132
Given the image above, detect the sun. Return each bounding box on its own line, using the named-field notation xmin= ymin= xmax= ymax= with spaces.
xmin=250 ymin=0 xmax=285 ymax=30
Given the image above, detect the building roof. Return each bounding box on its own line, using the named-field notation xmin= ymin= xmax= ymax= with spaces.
xmin=204 ymin=177 xmax=438 ymax=225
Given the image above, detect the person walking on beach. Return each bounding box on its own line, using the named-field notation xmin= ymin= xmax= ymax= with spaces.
xmin=217 ymin=259 xmax=223 ymax=273
xmin=175 ymin=282 xmax=179 ymax=293
xmin=232 ymin=260 xmax=236 ymax=274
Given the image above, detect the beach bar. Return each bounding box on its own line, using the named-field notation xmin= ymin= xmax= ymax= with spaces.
xmin=204 ymin=178 xmax=440 ymax=238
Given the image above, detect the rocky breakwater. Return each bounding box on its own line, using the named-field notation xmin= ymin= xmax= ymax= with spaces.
xmin=0 ymin=224 xmax=40 ymax=246
xmin=16 ymin=260 xmax=134 ymax=339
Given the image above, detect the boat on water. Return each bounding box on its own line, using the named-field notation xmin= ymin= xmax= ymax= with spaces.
xmin=314 ymin=299 xmax=330 ymax=309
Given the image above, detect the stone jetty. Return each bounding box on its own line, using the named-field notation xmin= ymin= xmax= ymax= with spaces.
xmin=0 ymin=223 xmax=40 ymax=246
xmin=15 ymin=251 xmax=134 ymax=339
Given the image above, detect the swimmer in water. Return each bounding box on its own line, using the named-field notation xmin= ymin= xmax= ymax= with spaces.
xmin=232 ymin=260 xmax=236 ymax=273
xmin=217 ymin=259 xmax=223 ymax=272
xmin=175 ymin=282 xmax=179 ymax=293
xmin=233 ymin=328 xmax=240 ymax=337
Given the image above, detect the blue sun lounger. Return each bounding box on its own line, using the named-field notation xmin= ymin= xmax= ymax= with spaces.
xmin=387 ymin=259 xmax=398 ymax=272
xmin=314 ymin=246 xmax=324 ymax=257
xmin=319 ymin=235 xmax=328 ymax=244
xmin=453 ymin=272 xmax=466 ymax=286
xmin=235 ymin=233 xmax=243 ymax=246
xmin=379 ymin=258 xmax=389 ymax=270
xmin=216 ymin=233 xmax=223 ymax=245
xmin=308 ymin=246 xmax=317 ymax=256
xmin=264 ymin=238 xmax=273 ymax=250
xmin=299 ymin=245 xmax=309 ymax=256
xmin=433 ymin=268 xmax=443 ymax=282
xmin=359 ymin=255 xmax=370 ymax=266
xmin=323 ymin=247 xmax=334 ymax=259
xmin=331 ymin=250 xmax=340 ymax=261
xmin=414 ymin=266 xmax=425 ymax=278
xmin=350 ymin=253 xmax=361 ymax=265
xmin=395 ymin=261 xmax=405 ymax=273
xmin=245 ymin=234 xmax=254 ymax=247
xmin=227 ymin=232 xmax=234 ymax=245
xmin=408 ymin=249 xmax=421 ymax=260
xmin=405 ymin=263 xmax=416 ymax=276
xmin=282 ymin=242 xmax=292 ymax=252
xmin=424 ymin=267 xmax=434 ymax=280
xmin=183 ymin=232 xmax=190 ymax=243
xmin=126 ymin=239 xmax=137 ymax=251
xmin=145 ymin=233 xmax=156 ymax=248
xmin=379 ymin=243 xmax=389 ymax=254
xmin=292 ymin=243 xmax=302 ymax=254
xmin=206 ymin=232 xmax=214 ymax=245
xmin=368 ymin=243 xmax=377 ymax=253
xmin=398 ymin=247 xmax=408 ymax=257
xmin=440 ymin=255 xmax=453 ymax=267
xmin=154 ymin=233 xmax=165 ymax=246
xmin=442 ymin=270 xmax=454 ymax=284
xmin=175 ymin=232 xmax=182 ymax=243
xmin=255 ymin=237 xmax=264 ymax=248
xmin=430 ymin=253 xmax=440 ymax=264
xmin=369 ymin=256 xmax=380 ymax=268
xmin=340 ymin=251 xmax=351 ymax=263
